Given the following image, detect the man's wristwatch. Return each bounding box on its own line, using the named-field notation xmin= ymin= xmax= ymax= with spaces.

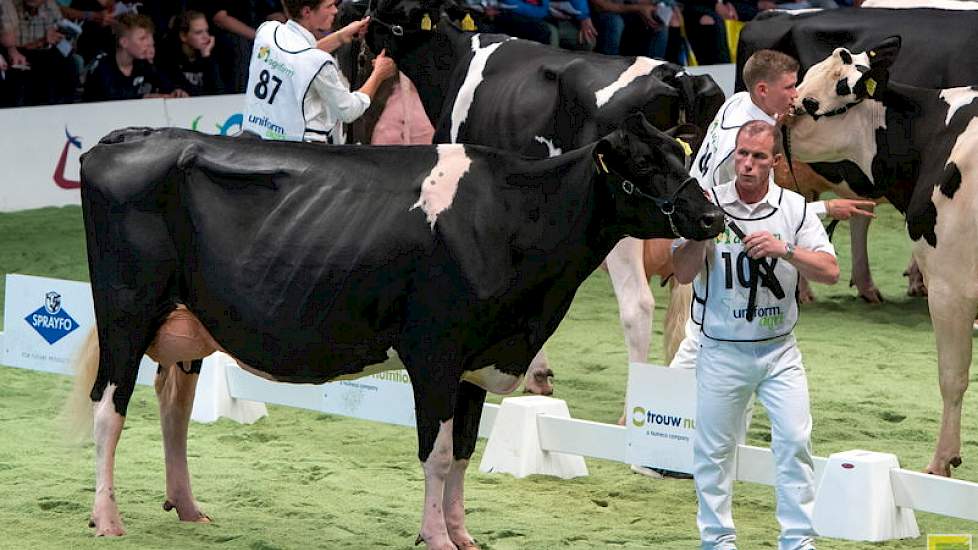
xmin=784 ymin=242 xmax=795 ymax=260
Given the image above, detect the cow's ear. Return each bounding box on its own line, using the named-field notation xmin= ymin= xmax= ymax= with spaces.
xmin=856 ymin=36 xmax=900 ymax=99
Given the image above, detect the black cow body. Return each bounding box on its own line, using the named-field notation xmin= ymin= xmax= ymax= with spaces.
xmin=789 ymin=39 xmax=978 ymax=477
xmin=77 ymin=120 xmax=722 ymax=547
xmin=349 ymin=0 xmax=725 ymax=389
xmin=739 ymin=7 xmax=978 ymax=301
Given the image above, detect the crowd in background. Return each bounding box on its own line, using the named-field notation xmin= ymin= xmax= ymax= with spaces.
xmin=0 ymin=0 xmax=854 ymax=109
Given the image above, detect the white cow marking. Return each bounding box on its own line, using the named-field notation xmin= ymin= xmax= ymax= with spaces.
xmin=595 ymin=57 xmax=667 ymax=108
xmin=450 ymin=35 xmax=514 ymax=143
xmin=534 ymin=136 xmax=563 ymax=157
xmin=411 ymin=144 xmax=472 ymax=229
xmin=462 ymin=365 xmax=523 ymax=394
xmin=940 ymin=87 xmax=978 ymax=126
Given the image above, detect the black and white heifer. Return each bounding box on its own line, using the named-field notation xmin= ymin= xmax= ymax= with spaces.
xmin=73 ymin=116 xmax=723 ymax=548
xmin=739 ymin=7 xmax=978 ymax=302
xmin=787 ymin=37 xmax=977 ymax=477
xmin=352 ymin=0 xmax=725 ymax=391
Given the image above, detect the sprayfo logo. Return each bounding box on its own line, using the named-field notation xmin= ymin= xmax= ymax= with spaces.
xmin=928 ymin=535 xmax=973 ymax=550
xmin=24 ymin=291 xmax=79 ymax=344
xmin=54 ymin=127 xmax=82 ymax=189
xmin=191 ymin=113 xmax=244 ymax=136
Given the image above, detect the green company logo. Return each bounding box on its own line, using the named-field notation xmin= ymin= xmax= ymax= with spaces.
xmin=929 ymin=535 xmax=973 ymax=550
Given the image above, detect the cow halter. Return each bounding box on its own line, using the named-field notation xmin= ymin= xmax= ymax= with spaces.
xmin=620 ymin=175 xmax=696 ymax=235
xmin=801 ymin=98 xmax=864 ymax=121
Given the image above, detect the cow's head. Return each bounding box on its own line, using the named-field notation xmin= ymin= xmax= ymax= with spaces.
xmin=656 ymin=69 xmax=726 ymax=153
xmin=593 ymin=113 xmax=723 ymax=240
xmin=784 ymin=37 xmax=901 ymax=190
xmin=365 ymin=0 xmax=451 ymax=58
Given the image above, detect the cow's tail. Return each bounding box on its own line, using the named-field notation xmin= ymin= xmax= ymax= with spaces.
xmin=64 ymin=327 xmax=99 ymax=443
xmin=663 ymin=280 xmax=692 ymax=364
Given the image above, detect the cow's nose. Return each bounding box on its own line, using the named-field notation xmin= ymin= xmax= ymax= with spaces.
xmin=700 ymin=210 xmax=721 ymax=231
xmin=802 ymin=98 xmax=820 ymax=116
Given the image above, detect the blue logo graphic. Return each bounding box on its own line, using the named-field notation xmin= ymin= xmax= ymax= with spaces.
xmin=24 ymin=291 xmax=79 ymax=344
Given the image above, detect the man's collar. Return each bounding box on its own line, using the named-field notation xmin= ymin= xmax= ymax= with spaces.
xmin=286 ymin=19 xmax=317 ymax=46
xmin=716 ymin=179 xmax=781 ymax=208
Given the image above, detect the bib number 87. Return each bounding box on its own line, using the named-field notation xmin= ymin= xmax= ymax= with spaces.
xmin=254 ymin=69 xmax=282 ymax=104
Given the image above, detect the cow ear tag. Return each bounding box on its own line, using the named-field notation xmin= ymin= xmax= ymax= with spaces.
xmin=461 ymin=13 xmax=477 ymax=31
xmin=421 ymin=13 xmax=433 ymax=31
xmin=865 ymin=77 xmax=877 ymax=97
xmin=596 ymin=153 xmax=610 ymax=174
xmin=675 ymin=138 xmax=692 ymax=158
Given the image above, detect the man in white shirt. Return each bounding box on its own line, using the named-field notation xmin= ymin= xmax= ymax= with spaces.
xmin=672 ymin=50 xmax=874 ymax=371
xmin=243 ymin=0 xmax=396 ymax=143
xmin=674 ymin=120 xmax=838 ymax=550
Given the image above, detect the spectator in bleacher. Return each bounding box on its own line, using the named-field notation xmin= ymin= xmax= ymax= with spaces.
xmin=0 ymin=0 xmax=80 ymax=105
xmin=189 ymin=0 xmax=286 ymax=93
xmin=160 ymin=10 xmax=224 ymax=97
xmin=547 ymin=0 xmax=597 ymax=51
xmin=62 ymin=0 xmax=114 ymax=65
xmin=485 ymin=0 xmax=556 ymax=46
xmin=83 ymin=13 xmax=186 ymax=102
xmin=683 ymin=0 xmax=731 ymax=65
xmin=589 ymin=0 xmax=672 ymax=58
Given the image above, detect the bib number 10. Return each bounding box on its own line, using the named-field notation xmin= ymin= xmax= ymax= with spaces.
xmin=254 ymin=69 xmax=282 ymax=104
xmin=721 ymin=251 xmax=778 ymax=289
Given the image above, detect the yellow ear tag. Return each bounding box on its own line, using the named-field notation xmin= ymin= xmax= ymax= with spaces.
xmin=865 ymin=77 xmax=877 ymax=97
xmin=869 ymin=50 xmax=877 ymax=57
xmin=675 ymin=137 xmax=692 ymax=158
xmin=461 ymin=13 xmax=476 ymax=31
xmin=421 ymin=13 xmax=432 ymax=31
xmin=596 ymin=153 xmax=610 ymax=174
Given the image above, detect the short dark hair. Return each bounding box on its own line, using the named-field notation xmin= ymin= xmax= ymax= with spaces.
xmin=743 ymin=50 xmax=799 ymax=91
xmin=173 ymin=10 xmax=206 ymax=35
xmin=735 ymin=120 xmax=783 ymax=156
xmin=283 ymin=0 xmax=328 ymax=19
xmin=113 ymin=13 xmax=154 ymax=46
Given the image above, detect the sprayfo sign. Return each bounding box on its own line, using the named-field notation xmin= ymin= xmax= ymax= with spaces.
xmin=624 ymin=363 xmax=697 ymax=474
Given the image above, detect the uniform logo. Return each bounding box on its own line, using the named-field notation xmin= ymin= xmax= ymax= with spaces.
xmin=25 ymin=291 xmax=79 ymax=344
xmin=258 ymin=46 xmax=270 ymax=60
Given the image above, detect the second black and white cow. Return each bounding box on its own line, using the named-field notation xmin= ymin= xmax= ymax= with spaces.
xmin=73 ymin=116 xmax=723 ymax=548
xmin=787 ymin=36 xmax=977 ymax=477
xmin=739 ymin=7 xmax=978 ymax=301
xmin=352 ymin=0 xmax=726 ymax=391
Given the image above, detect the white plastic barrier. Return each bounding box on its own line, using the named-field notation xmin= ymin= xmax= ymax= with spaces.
xmin=3 ymin=275 xmax=977 ymax=540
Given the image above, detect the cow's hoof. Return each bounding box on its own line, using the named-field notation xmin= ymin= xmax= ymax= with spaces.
xmin=858 ymin=287 xmax=884 ymax=304
xmin=90 ymin=515 xmax=126 ymax=537
xmin=163 ymin=499 xmax=212 ymax=523
xmin=798 ymin=288 xmax=817 ymax=304
xmin=415 ymin=533 xmax=459 ymax=550
xmin=522 ymin=368 xmax=554 ymax=396
xmin=906 ymin=284 xmax=928 ymax=298
xmin=924 ymin=456 xmax=962 ymax=477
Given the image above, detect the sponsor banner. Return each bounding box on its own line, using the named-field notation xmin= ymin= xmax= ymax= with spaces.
xmin=929 ymin=535 xmax=973 ymax=550
xmin=1 ymin=274 xmax=157 ymax=384
xmin=0 ymin=95 xmax=244 ymax=213
xmin=226 ymin=357 xmax=418 ymax=428
xmin=624 ymin=362 xmax=697 ymax=473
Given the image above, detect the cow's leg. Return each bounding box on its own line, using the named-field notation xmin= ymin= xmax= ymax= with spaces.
xmin=444 ymin=381 xmax=487 ymax=549
xmin=155 ymin=360 xmax=210 ymax=522
xmin=522 ymin=350 xmax=554 ymax=396
xmin=91 ymin=383 xmax=127 ymax=536
xmin=405 ymin=362 xmax=461 ymax=550
xmin=925 ymin=288 xmax=973 ymax=477
xmin=606 ymin=237 xmax=653 ymax=364
xmin=797 ymin=276 xmax=816 ymax=304
xmin=848 ymin=206 xmax=883 ymax=303
xmin=904 ymin=257 xmax=928 ymax=297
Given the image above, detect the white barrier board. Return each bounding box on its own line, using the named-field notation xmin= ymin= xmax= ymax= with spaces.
xmin=1 ymin=274 xmax=157 ymax=383
xmin=624 ymin=362 xmax=697 ymax=473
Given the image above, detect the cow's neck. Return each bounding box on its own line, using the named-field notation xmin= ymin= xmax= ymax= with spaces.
xmin=872 ymin=82 xmax=950 ymax=213
xmin=395 ymin=19 xmax=471 ymax=125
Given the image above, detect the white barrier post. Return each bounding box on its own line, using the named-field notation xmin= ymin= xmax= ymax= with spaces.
xmin=813 ymin=450 xmax=919 ymax=541
xmin=191 ymin=352 xmax=267 ymax=424
xmin=479 ymin=396 xmax=588 ymax=479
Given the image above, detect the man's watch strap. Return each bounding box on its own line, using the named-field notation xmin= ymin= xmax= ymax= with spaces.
xmin=784 ymin=242 xmax=795 ymax=260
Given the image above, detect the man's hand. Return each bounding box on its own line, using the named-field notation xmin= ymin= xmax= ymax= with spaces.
xmin=45 ymin=27 xmax=65 ymax=46
xmin=201 ymin=34 xmax=215 ymax=57
xmin=825 ymin=198 xmax=876 ymax=220
xmin=742 ymin=231 xmax=786 ymax=260
xmin=637 ymin=5 xmax=662 ymax=29
xmin=171 ymin=88 xmax=190 ymax=98
xmin=578 ymin=17 xmax=597 ymax=45
xmin=8 ymin=48 xmax=27 ymax=67
xmin=371 ymin=49 xmax=397 ymax=81
xmin=339 ymin=17 xmax=371 ymax=44
xmin=0 ymin=53 xmax=7 ymax=71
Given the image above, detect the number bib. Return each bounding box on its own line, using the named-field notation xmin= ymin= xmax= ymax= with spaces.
xmin=693 ymin=188 xmax=803 ymax=342
xmin=243 ymin=21 xmax=333 ymax=141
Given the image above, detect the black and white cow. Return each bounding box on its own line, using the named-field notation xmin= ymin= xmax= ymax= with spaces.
xmin=739 ymin=7 xmax=978 ymax=301
xmin=787 ymin=36 xmax=977 ymax=477
xmin=350 ymin=0 xmax=725 ymax=391
xmin=74 ymin=117 xmax=723 ymax=548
